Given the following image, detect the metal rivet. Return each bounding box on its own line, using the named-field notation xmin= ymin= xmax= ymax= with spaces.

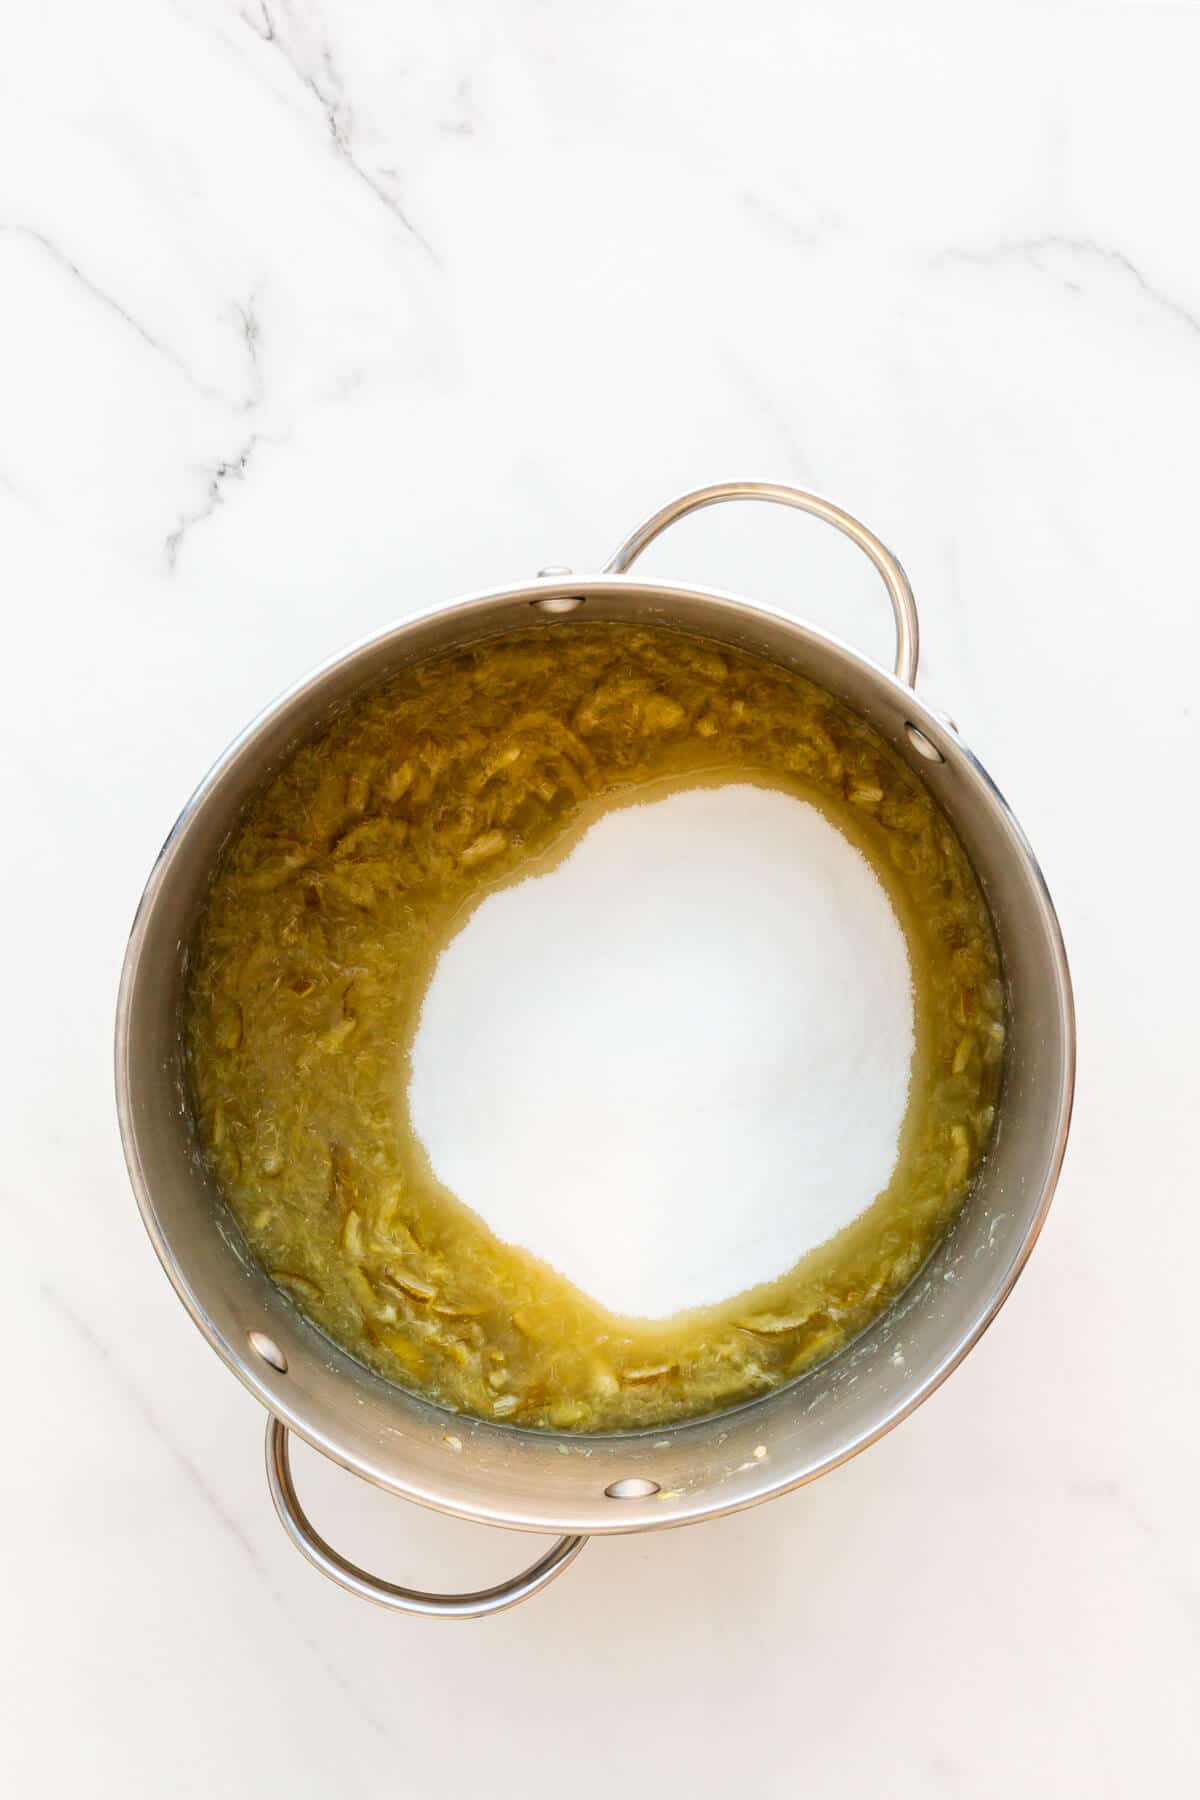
xmin=604 ymin=1476 xmax=661 ymax=1499
xmin=248 ymin=1330 xmax=287 ymax=1372
xmin=531 ymin=593 xmax=584 ymax=614
xmin=905 ymin=722 xmax=945 ymax=763
xmin=537 ymin=565 xmax=574 ymax=578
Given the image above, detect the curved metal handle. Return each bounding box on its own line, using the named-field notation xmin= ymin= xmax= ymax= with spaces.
xmin=265 ymin=1418 xmax=588 ymax=1618
xmin=606 ymin=481 xmax=920 ymax=687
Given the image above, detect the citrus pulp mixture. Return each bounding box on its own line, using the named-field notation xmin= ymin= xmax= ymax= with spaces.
xmin=187 ymin=622 xmax=1004 ymax=1431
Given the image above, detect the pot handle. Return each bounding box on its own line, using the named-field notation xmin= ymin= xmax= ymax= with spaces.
xmin=265 ymin=1417 xmax=588 ymax=1618
xmin=605 ymin=481 xmax=920 ymax=687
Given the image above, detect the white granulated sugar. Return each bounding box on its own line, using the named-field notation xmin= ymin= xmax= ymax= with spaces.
xmin=408 ymin=784 xmax=914 ymax=1320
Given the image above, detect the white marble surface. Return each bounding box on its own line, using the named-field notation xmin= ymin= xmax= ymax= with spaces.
xmin=3 ymin=2 xmax=1199 ymax=1793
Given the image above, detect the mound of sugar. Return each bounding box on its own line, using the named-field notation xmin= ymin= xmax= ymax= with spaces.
xmin=408 ymin=784 xmax=914 ymax=1320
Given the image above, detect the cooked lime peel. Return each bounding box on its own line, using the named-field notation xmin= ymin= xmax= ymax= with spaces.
xmin=189 ymin=623 xmax=1003 ymax=1431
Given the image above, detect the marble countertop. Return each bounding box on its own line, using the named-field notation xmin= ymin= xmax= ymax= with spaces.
xmin=3 ymin=2 xmax=1198 ymax=1794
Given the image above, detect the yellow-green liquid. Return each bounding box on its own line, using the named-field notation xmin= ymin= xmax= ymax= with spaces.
xmin=187 ymin=622 xmax=1004 ymax=1430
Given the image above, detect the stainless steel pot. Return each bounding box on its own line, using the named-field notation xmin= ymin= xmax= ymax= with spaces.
xmin=115 ymin=482 xmax=1075 ymax=1617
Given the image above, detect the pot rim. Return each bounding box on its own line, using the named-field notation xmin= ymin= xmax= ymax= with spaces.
xmin=115 ymin=571 xmax=1075 ymax=1537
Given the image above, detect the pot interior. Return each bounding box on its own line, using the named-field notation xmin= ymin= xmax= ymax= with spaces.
xmin=117 ymin=578 xmax=1073 ymax=1535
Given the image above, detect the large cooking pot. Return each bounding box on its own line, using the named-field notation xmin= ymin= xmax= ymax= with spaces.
xmin=115 ymin=482 xmax=1075 ymax=1617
